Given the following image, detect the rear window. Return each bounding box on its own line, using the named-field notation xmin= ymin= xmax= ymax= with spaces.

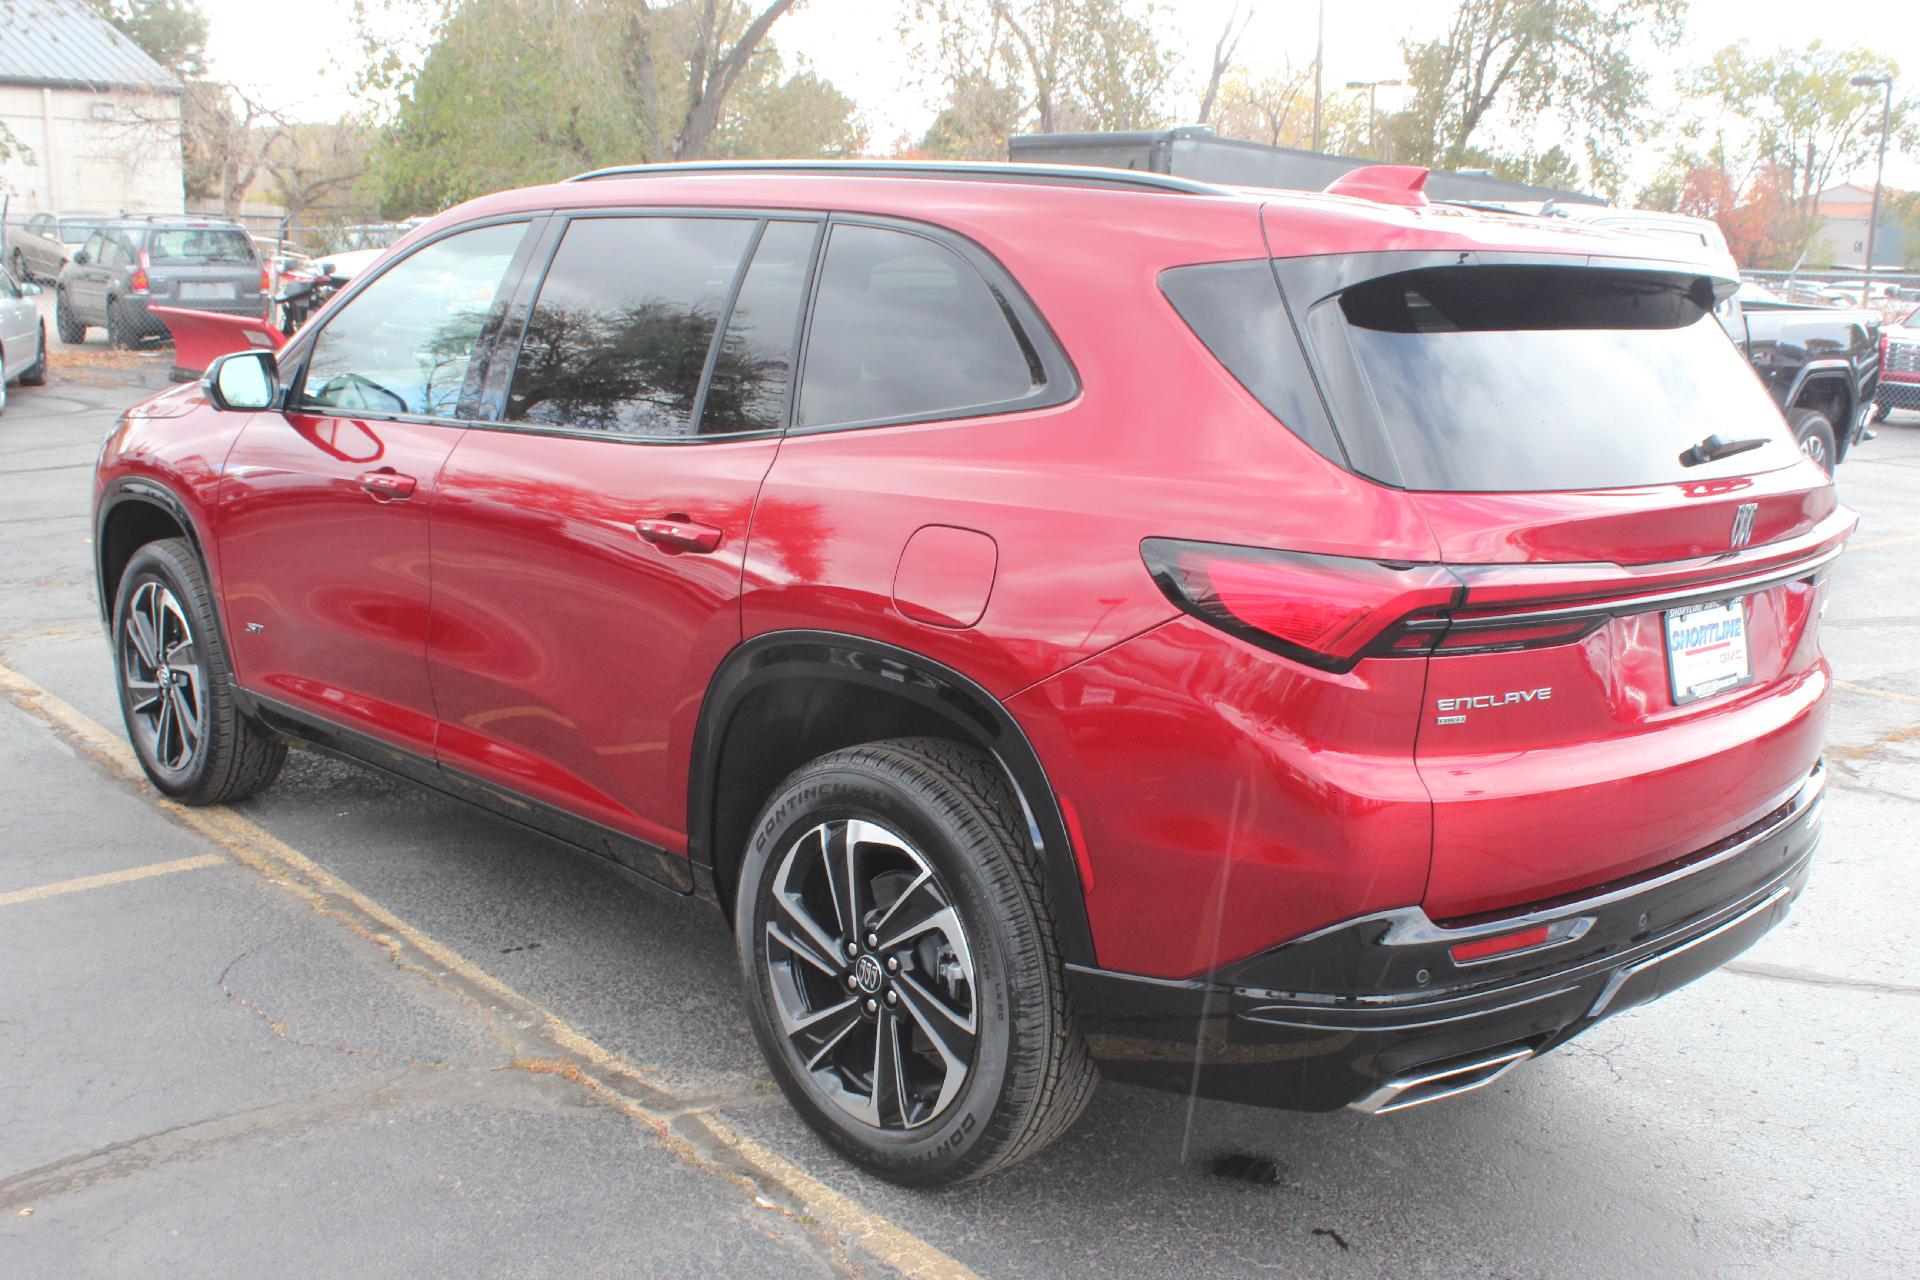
xmin=1165 ymin=258 xmax=1798 ymax=492
xmin=142 ymin=228 xmax=256 ymax=264
xmin=58 ymin=219 xmax=97 ymax=244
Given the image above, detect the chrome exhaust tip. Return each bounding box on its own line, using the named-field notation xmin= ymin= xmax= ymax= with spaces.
xmin=1348 ymin=1045 xmax=1534 ymax=1116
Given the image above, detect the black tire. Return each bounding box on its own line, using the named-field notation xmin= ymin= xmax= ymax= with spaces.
xmin=107 ymin=296 xmax=136 ymax=349
xmin=735 ymin=738 xmax=1095 ymax=1186
xmin=18 ymin=321 xmax=47 ymax=386
xmin=55 ymin=289 xmax=85 ymax=344
xmin=1788 ymin=406 xmax=1837 ymax=475
xmin=9 ymin=248 xmax=26 ymax=282
xmin=111 ymin=538 xmax=286 ymax=804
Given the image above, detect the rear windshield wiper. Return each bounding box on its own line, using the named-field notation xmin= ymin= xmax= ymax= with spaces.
xmin=1679 ymin=433 xmax=1769 ymax=467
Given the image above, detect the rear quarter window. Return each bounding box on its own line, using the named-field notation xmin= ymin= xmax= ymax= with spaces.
xmin=796 ymin=223 xmax=1047 ymax=430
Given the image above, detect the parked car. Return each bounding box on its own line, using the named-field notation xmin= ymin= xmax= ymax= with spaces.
xmin=56 ymin=217 xmax=268 ymax=348
xmin=1874 ymin=306 xmax=1920 ymax=421
xmin=6 ymin=212 xmax=104 ymax=282
xmin=0 ymin=262 xmax=50 ymax=414
xmin=1728 ymin=288 xmax=1882 ymax=471
xmin=94 ymin=161 xmax=1849 ymax=1185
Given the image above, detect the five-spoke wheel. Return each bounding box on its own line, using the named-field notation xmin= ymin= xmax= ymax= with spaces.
xmin=736 ymin=738 xmax=1095 ymax=1185
xmin=119 ymin=579 xmax=205 ymax=774
xmin=765 ymin=818 xmax=978 ymax=1132
xmin=111 ymin=538 xmax=286 ymax=803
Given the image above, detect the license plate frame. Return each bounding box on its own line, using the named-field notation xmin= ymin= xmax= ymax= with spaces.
xmin=1664 ymin=596 xmax=1753 ymax=705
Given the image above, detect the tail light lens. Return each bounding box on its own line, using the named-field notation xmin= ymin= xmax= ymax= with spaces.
xmin=129 ymin=253 xmax=150 ymax=294
xmin=1144 ymin=540 xmax=1623 ymax=670
xmin=260 ymin=264 xmax=272 ymax=294
xmin=1142 ymin=539 xmax=1459 ymax=671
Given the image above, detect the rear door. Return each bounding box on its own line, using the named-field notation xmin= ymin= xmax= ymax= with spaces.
xmin=217 ymin=219 xmax=532 ymax=757
xmin=425 ymin=212 xmax=818 ymax=873
xmin=0 ymin=266 xmax=31 ymax=376
xmin=68 ymin=231 xmax=109 ymax=317
xmin=1280 ymin=254 xmax=1851 ymax=918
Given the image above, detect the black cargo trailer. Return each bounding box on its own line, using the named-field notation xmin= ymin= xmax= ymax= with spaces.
xmin=1008 ymin=126 xmax=1605 ymax=207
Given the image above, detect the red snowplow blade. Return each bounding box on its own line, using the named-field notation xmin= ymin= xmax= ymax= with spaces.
xmin=150 ymin=306 xmax=284 ymax=382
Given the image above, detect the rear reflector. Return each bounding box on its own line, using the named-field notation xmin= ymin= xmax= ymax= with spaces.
xmin=1449 ymin=925 xmax=1552 ymax=964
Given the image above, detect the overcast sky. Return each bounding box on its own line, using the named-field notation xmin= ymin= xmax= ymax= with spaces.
xmin=199 ymin=0 xmax=1919 ymax=194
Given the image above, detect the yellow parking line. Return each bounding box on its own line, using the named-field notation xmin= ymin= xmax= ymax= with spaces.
xmin=0 ymin=853 xmax=225 ymax=908
xmin=0 ymin=659 xmax=979 ymax=1280
xmin=1836 ymin=680 xmax=1920 ymax=707
xmin=1849 ymin=531 xmax=1920 ymax=552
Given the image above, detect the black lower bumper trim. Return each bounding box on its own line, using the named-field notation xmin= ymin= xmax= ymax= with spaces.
xmin=1068 ymin=763 xmax=1824 ymax=1111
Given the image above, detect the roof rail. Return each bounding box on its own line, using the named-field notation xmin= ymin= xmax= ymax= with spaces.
xmin=565 ymin=159 xmax=1227 ymax=196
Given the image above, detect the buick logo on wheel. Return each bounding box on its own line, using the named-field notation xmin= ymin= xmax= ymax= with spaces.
xmin=853 ymin=954 xmax=884 ymax=993
xmin=1730 ymin=502 xmax=1758 ymax=550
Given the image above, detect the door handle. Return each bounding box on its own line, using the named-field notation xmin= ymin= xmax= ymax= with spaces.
xmin=635 ymin=515 xmax=724 ymax=555
xmin=358 ymin=468 xmax=418 ymax=502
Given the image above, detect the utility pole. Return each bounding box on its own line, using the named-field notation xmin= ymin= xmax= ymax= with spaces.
xmin=1850 ymin=73 xmax=1894 ymax=307
xmin=1345 ymin=78 xmax=1404 ymax=156
xmin=1311 ymin=0 xmax=1324 ymax=152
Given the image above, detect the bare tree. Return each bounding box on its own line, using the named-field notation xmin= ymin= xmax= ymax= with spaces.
xmin=1196 ymin=1 xmax=1253 ymax=126
xmin=182 ymin=84 xmax=288 ymax=215
xmin=676 ymin=0 xmax=803 ymax=159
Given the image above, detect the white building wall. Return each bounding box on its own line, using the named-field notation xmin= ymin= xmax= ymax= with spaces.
xmin=0 ymin=84 xmax=185 ymax=217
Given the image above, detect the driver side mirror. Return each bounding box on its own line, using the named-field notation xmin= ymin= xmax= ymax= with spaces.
xmin=20 ymin=283 xmax=40 ymax=297
xmin=71 ymin=250 xmax=89 ymax=265
xmin=203 ymin=350 xmax=280 ymax=412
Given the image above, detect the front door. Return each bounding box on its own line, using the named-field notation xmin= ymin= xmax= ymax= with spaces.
xmin=217 ymin=220 xmax=531 ymax=757
xmin=427 ymin=214 xmax=819 ymax=870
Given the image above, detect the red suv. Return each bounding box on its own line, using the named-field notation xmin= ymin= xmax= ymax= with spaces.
xmin=94 ymin=162 xmax=1850 ymax=1185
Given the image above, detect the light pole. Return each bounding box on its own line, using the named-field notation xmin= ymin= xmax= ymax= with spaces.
xmin=1850 ymin=73 xmax=1894 ymax=306
xmin=1344 ymin=78 xmax=1404 ymax=156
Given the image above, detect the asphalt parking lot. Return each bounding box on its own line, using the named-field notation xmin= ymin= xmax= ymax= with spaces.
xmin=3 ymin=338 xmax=1919 ymax=1278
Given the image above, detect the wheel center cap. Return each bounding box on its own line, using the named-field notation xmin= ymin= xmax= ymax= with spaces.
xmin=156 ymin=665 xmax=172 ymax=686
xmin=853 ymin=954 xmax=884 ymax=994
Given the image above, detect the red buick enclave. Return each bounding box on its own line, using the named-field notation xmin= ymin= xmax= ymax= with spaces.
xmin=93 ymin=161 xmax=1850 ymax=1184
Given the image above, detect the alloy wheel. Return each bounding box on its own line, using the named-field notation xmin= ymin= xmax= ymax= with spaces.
xmin=119 ymin=579 xmax=205 ymax=773
xmin=763 ymin=818 xmax=978 ymax=1132
xmin=1800 ymin=433 xmax=1827 ymax=466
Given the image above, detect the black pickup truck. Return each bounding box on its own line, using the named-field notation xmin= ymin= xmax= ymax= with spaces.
xmin=1727 ymin=284 xmax=1883 ymax=473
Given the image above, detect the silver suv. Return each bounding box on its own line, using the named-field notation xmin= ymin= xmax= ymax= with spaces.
xmin=55 ymin=217 xmax=266 ymax=347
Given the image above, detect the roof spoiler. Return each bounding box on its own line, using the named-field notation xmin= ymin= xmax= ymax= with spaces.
xmin=1323 ymin=165 xmax=1431 ymax=208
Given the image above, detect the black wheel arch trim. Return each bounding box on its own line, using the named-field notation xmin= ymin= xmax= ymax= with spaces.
xmin=94 ymin=476 xmax=213 ymax=624
xmin=688 ymin=629 xmax=1097 ymax=967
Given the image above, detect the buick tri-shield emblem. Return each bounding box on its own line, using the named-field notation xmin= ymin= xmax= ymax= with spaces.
xmin=1730 ymin=502 xmax=1758 ymax=550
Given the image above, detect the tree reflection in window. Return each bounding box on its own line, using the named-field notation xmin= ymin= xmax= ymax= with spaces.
xmin=507 ymin=217 xmax=757 ymax=437
xmin=699 ymin=220 xmax=818 ymax=436
xmin=299 ymin=222 xmax=526 ymax=418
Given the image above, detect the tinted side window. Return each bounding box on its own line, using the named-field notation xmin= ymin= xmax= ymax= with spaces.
xmin=506 ymin=216 xmax=756 ymax=437
xmin=101 ymin=234 xmax=134 ymax=268
xmin=1159 ymin=260 xmax=1345 ymax=464
xmin=699 ymin=220 xmax=817 ymax=436
xmin=797 ymin=224 xmax=1039 ymax=429
xmin=79 ymin=232 xmax=103 ymax=262
xmin=298 ymin=221 xmax=526 ymax=418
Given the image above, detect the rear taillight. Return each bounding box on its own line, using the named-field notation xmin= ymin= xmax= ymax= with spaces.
xmin=1141 ymin=539 xmax=1458 ymax=671
xmin=260 ymin=265 xmax=271 ymax=293
xmin=130 ymin=253 xmax=150 ymax=293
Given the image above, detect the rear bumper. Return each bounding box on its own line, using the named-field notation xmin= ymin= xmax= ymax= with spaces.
xmin=1067 ymin=761 xmax=1824 ymax=1112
